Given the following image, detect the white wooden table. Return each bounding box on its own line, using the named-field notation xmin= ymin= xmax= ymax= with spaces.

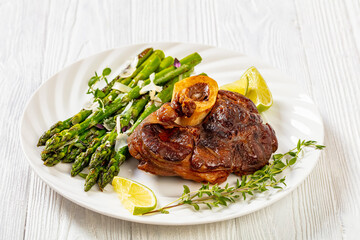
xmin=1 ymin=0 xmax=359 ymax=239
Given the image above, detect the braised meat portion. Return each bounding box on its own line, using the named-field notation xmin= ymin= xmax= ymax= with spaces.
xmin=128 ymin=90 xmax=278 ymax=184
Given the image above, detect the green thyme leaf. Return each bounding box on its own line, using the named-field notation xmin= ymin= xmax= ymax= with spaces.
xmin=288 ymin=152 xmax=296 ymax=157
xmin=289 ymin=158 xmax=297 ymax=166
xmin=192 ymin=203 xmax=200 ymax=210
xmin=183 ymin=185 xmax=190 ymax=194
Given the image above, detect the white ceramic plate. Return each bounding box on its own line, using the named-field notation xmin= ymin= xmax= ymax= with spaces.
xmin=20 ymin=42 xmax=324 ymax=225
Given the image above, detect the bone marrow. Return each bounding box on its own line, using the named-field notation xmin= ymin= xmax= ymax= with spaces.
xmin=187 ymin=82 xmax=209 ymax=101
xmin=171 ymin=75 xmax=218 ymax=126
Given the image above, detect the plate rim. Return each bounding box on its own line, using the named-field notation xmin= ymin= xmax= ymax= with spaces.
xmin=20 ymin=41 xmax=325 ymax=225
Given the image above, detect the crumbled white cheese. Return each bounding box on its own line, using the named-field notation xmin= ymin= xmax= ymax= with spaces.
xmin=119 ymin=56 xmax=138 ymax=78
xmin=105 ymin=141 xmax=111 ymax=148
xmin=149 ymin=73 xmax=155 ymax=82
xmin=149 ymin=92 xmax=163 ymax=107
xmin=114 ymin=101 xmax=133 ymax=134
xmin=114 ymin=133 xmax=128 ymax=152
xmin=116 ymin=115 xmax=121 ymax=135
xmin=115 ymin=93 xmax=125 ymax=101
xmin=149 ymin=90 xmax=156 ymax=100
xmin=112 ymin=82 xmax=132 ymax=93
xmin=103 ymin=120 xmax=114 ymax=131
xmin=122 ymin=100 xmax=133 ymax=114
xmin=153 ymin=95 xmax=162 ymax=103
xmin=153 ymin=96 xmax=163 ymax=107
xmin=137 ymin=80 xmax=144 ymax=88
xmin=139 ymin=81 xmax=162 ymax=95
xmin=139 ymin=72 xmax=162 ymax=95
xmin=83 ymin=101 xmax=100 ymax=111
xmin=92 ymin=80 xmax=107 ymax=90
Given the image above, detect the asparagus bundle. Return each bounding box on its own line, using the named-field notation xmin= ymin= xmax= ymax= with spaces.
xmin=37 ymin=48 xmax=202 ymax=191
xmin=37 ymin=48 xmax=155 ymax=146
xmin=84 ymin=96 xmax=150 ymax=191
xmin=43 ymin=52 xmax=201 ymax=153
xmin=43 ymin=127 xmax=106 ymax=166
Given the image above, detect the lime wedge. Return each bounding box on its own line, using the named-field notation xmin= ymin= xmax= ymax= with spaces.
xmin=220 ymin=74 xmax=249 ymax=96
xmin=112 ymin=176 xmax=157 ymax=215
xmin=243 ymin=67 xmax=273 ymax=112
xmin=221 ymin=67 xmax=273 ymax=112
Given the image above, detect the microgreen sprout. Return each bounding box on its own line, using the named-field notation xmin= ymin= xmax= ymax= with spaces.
xmin=87 ymin=68 xmax=112 ymax=111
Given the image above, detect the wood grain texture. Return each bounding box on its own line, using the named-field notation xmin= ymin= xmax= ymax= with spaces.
xmin=1 ymin=0 xmax=359 ymax=239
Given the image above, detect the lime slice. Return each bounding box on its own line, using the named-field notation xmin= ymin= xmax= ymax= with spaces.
xmin=220 ymin=74 xmax=249 ymax=96
xmin=112 ymin=176 xmax=157 ymax=215
xmin=243 ymin=67 xmax=273 ymax=112
xmin=221 ymin=67 xmax=273 ymax=112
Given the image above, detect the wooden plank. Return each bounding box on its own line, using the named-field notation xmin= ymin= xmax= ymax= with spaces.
xmin=213 ymin=1 xmax=341 ymax=238
xmin=21 ymin=0 xmax=134 ymax=239
xmin=1 ymin=0 xmax=359 ymax=239
xmin=0 ymin=0 xmax=48 ymax=239
xmin=294 ymin=0 xmax=360 ymax=239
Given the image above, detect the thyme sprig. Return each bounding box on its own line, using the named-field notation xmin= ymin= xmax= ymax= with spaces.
xmin=143 ymin=140 xmax=325 ymax=215
xmin=87 ymin=68 xmax=112 ymax=111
